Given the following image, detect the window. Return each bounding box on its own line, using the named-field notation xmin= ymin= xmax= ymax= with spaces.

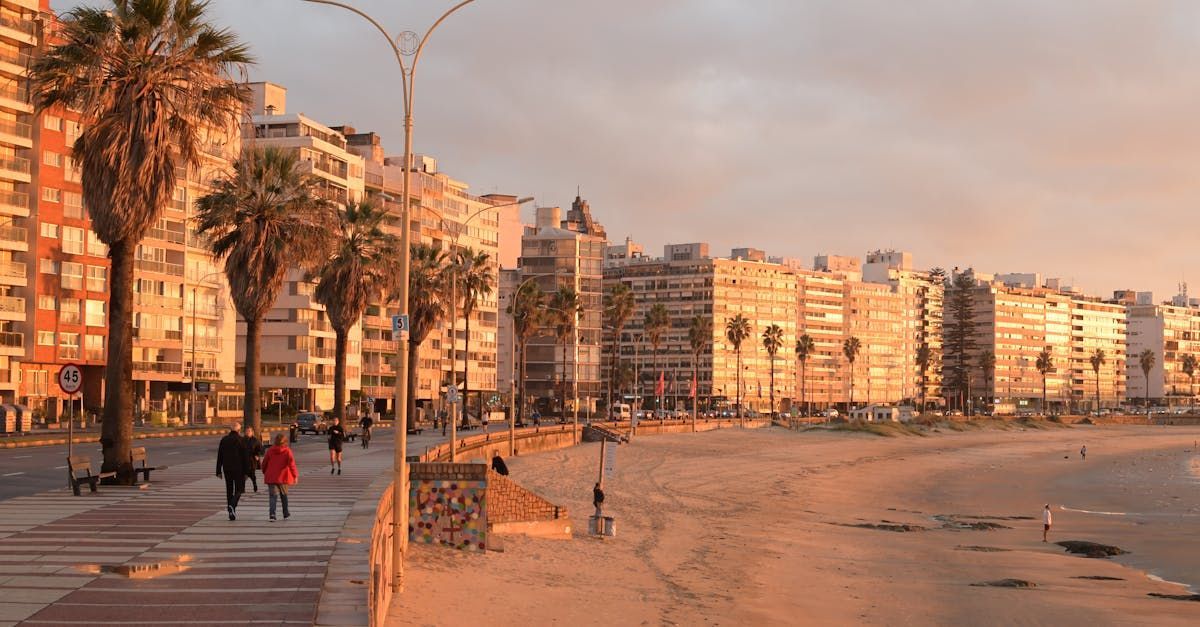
xmin=42 ymin=151 xmax=62 ymax=167
xmin=85 ymin=334 xmax=104 ymax=360
xmin=64 ymin=192 xmax=83 ymax=219
xmin=41 ymin=187 xmax=60 ymax=203
xmin=86 ymin=299 xmax=105 ymax=327
xmin=39 ymin=258 xmax=58 ymax=274
xmin=62 ymin=227 xmax=84 ymax=254
xmin=37 ymin=295 xmax=55 ymax=310
xmin=59 ymin=332 xmax=80 ymax=359
xmin=86 ymin=230 xmax=106 ymax=256
xmin=60 ymin=298 xmax=80 ymax=324
xmin=61 ymin=262 xmax=83 ymax=290
xmin=86 ymin=265 xmax=106 ymax=292
xmin=43 ymin=115 xmax=62 ymax=131
xmin=40 ymin=223 xmax=58 ymax=239
xmin=37 ymin=331 xmax=54 ymax=346
xmin=65 ymin=157 xmax=81 ymax=183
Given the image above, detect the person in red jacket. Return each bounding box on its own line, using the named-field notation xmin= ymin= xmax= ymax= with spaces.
xmin=260 ymin=433 xmax=298 ymax=521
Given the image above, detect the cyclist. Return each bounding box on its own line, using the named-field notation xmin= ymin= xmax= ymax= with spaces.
xmin=359 ymin=414 xmax=374 ymax=449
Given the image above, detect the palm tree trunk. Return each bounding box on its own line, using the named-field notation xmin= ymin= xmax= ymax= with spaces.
xmin=559 ymin=337 xmax=566 ymax=422
xmin=692 ymin=356 xmax=698 ymax=432
xmin=1095 ymin=373 xmax=1100 ymax=415
xmin=848 ymin=361 xmax=854 ymax=408
xmin=100 ymin=238 xmax=136 ymax=484
xmin=333 ymin=327 xmax=347 ymax=422
xmin=610 ymin=329 xmax=619 ymax=411
xmin=517 ymin=338 xmax=526 ymax=426
xmin=736 ymin=348 xmax=742 ymax=424
xmin=463 ymin=312 xmax=471 ymax=425
xmin=802 ymin=360 xmax=807 ymax=420
xmin=243 ymin=316 xmax=262 ymax=434
xmin=1042 ymin=377 xmax=1047 ymax=414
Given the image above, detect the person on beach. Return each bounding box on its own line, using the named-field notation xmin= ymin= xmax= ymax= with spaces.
xmin=1042 ymin=504 xmax=1052 ymax=542
xmin=1080 ymin=445 xmax=1087 ymax=460
xmin=491 ymin=453 xmax=509 ymax=476
xmin=243 ymin=426 xmax=263 ymax=493
xmin=261 ymin=433 xmax=298 ymax=521
xmin=216 ymin=422 xmax=248 ymax=521
xmin=328 ymin=416 xmax=346 ymax=475
xmin=593 ymin=482 xmax=605 ymax=518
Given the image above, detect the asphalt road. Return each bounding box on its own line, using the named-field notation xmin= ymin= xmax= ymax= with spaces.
xmin=0 ymin=422 xmax=514 ymax=502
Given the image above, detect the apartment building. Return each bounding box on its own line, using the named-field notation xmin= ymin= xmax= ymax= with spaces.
xmin=602 ymin=243 xmax=797 ymax=414
xmin=1124 ymin=295 xmax=1200 ymax=405
xmin=497 ymin=267 xmax=518 ymax=404
xmin=242 ymin=82 xmax=363 ymax=412
xmin=862 ymin=250 xmax=944 ymax=406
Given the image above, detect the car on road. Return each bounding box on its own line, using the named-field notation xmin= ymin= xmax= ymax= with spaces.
xmin=295 ymin=412 xmax=328 ymax=435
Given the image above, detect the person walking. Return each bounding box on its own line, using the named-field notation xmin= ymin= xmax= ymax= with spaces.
xmin=358 ymin=414 xmax=374 ymax=449
xmin=491 ymin=453 xmax=509 ymax=476
xmin=261 ymin=433 xmax=298 ymax=521
xmin=243 ymin=426 xmax=263 ymax=493
xmin=1042 ymin=504 xmax=1053 ymax=542
xmin=593 ymin=482 xmax=605 ymax=518
xmin=1080 ymin=445 xmax=1087 ymax=460
xmin=327 ymin=416 xmax=346 ymax=475
xmin=216 ymin=423 xmax=248 ymax=521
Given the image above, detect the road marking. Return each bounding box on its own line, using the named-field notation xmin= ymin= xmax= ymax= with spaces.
xmin=167 ymin=451 xmax=180 ymax=455
xmin=3 ymin=471 xmax=24 ymax=476
xmin=54 ymin=465 xmax=67 ymax=470
xmin=13 ymin=455 xmax=30 ymax=459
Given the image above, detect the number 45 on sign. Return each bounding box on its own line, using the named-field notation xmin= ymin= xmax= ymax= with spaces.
xmin=58 ymin=364 xmax=82 ymax=395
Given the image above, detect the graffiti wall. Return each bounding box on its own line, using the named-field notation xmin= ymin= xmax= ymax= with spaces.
xmin=408 ymin=462 xmax=488 ymax=552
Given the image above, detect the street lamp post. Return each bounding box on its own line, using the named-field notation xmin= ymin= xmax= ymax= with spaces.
xmin=190 ymin=270 xmax=224 ymax=425
xmin=301 ymin=0 xmax=477 ymax=593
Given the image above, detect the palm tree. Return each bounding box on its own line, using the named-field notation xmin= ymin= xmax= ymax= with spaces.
xmin=1035 ymin=347 xmax=1054 ymax=415
xmin=548 ymin=286 xmax=582 ymax=419
xmin=687 ymin=316 xmax=712 ymax=431
xmin=643 ymin=303 xmax=671 ymax=412
xmin=1182 ymin=354 xmax=1197 ymax=412
xmin=978 ymin=350 xmax=995 ymax=414
xmin=1089 ymin=348 xmax=1107 ymax=415
xmin=762 ymin=324 xmax=784 ymax=417
xmin=507 ymin=281 xmax=544 ymax=426
xmin=915 ymin=344 xmax=931 ymax=414
xmin=455 ymin=248 xmax=493 ymax=424
xmin=312 ymin=201 xmax=397 ymax=424
xmin=404 ymin=244 xmax=451 ymax=424
xmin=796 ymin=334 xmax=815 ymax=419
xmin=1139 ymin=349 xmax=1157 ymax=410
xmin=843 ymin=337 xmax=862 ymax=410
xmin=725 ymin=315 xmax=752 ymax=421
xmin=31 ymin=0 xmax=250 ymax=482
xmin=604 ymin=283 xmax=635 ymax=410
xmin=196 ymin=147 xmax=332 ymax=434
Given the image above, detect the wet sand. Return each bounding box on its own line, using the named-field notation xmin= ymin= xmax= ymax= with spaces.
xmin=388 ymin=425 xmax=1200 ymax=626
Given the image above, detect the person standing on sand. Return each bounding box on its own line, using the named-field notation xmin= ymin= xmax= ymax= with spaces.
xmin=491 ymin=453 xmax=509 ymax=476
xmin=1080 ymin=445 xmax=1087 ymax=460
xmin=593 ymin=482 xmax=605 ymax=518
xmin=1043 ymin=504 xmax=1053 ymax=542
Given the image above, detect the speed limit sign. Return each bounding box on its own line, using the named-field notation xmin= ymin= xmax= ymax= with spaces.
xmin=58 ymin=364 xmax=82 ymax=395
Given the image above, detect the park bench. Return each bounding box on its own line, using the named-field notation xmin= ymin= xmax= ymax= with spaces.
xmin=344 ymin=431 xmax=358 ymax=442
xmin=130 ymin=447 xmax=167 ymax=484
xmin=406 ymin=423 xmax=424 ymax=435
xmin=68 ymin=455 xmax=116 ymax=496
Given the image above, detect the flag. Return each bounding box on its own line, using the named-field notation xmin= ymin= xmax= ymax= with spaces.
xmin=689 ymin=373 xmax=697 ymax=399
xmin=656 ymin=371 xmax=665 ymax=396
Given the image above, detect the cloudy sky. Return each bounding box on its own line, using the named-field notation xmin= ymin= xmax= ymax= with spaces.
xmin=56 ymin=0 xmax=1200 ymax=299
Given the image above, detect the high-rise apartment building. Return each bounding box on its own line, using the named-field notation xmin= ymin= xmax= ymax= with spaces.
xmin=1124 ymin=296 xmax=1200 ymax=405
xmin=242 ymin=83 xmax=363 ymax=412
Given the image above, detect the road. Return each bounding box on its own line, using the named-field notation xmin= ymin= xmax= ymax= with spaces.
xmin=0 ymin=422 xmax=517 ymax=501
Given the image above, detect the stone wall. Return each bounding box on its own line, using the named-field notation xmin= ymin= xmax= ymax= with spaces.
xmin=486 ymin=469 xmax=566 ymax=524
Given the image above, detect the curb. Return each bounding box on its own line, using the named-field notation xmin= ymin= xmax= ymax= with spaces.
xmin=0 ymin=425 xmax=292 ymax=449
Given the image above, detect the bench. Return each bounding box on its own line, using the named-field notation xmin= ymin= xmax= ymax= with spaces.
xmin=344 ymin=431 xmax=358 ymax=442
xmin=68 ymin=455 xmax=116 ymax=496
xmin=130 ymin=447 xmax=167 ymax=484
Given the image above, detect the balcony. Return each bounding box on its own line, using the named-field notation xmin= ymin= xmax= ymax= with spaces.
xmin=0 ymin=330 xmax=23 ymax=352
xmin=145 ymin=226 xmax=186 ymax=245
xmin=0 ymin=14 xmax=36 ymax=45
xmin=133 ymin=327 xmax=184 ymax=342
xmin=0 ymin=154 xmax=30 ymax=183
xmin=308 ymin=346 xmax=336 ymax=359
xmin=191 ymin=368 xmax=222 ymax=381
xmin=0 ymin=79 xmax=30 ymax=113
xmin=0 ymin=294 xmax=22 ymax=321
xmin=58 ymin=346 xmax=80 ymax=360
xmin=0 ymin=190 xmax=28 ymax=216
xmin=307 ymin=372 xmax=334 ymax=386
xmin=188 ymin=336 xmax=221 ymax=351
xmin=135 ymin=292 xmax=184 ymax=309
xmin=134 ymin=360 xmax=183 ymax=375
xmin=304 ymin=318 xmax=332 ymax=333
xmin=135 ymin=258 xmax=184 ymax=276
xmin=0 ymin=260 xmax=25 ymax=286
xmin=0 ymin=224 xmax=26 ymax=251
xmin=0 ymin=116 xmax=31 ymax=148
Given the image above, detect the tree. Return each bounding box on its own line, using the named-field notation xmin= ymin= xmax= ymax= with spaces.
xmin=313 ymin=201 xmax=396 ymax=424
xmin=796 ymin=334 xmax=815 ymax=418
xmin=1089 ymin=348 xmax=1107 ymax=414
xmin=196 ymin=147 xmax=332 ymax=434
xmin=548 ymin=286 xmax=582 ymax=419
xmin=644 ymin=303 xmax=671 ymax=412
xmin=725 ymin=315 xmax=752 ymax=421
xmin=762 ymin=324 xmax=784 ymax=417
xmin=1182 ymin=354 xmax=1197 ymax=412
xmin=687 ymin=315 xmax=712 ymax=431
xmin=604 ymin=283 xmax=635 ymax=409
xmin=1035 ymin=348 xmax=1054 ymax=414
xmin=404 ymin=244 xmax=450 ymax=424
xmin=507 ymin=281 xmax=544 ymax=426
xmin=943 ymin=272 xmax=978 ymax=413
xmin=455 ymin=248 xmax=493 ymax=423
xmin=978 ymin=350 xmax=995 ymax=414
xmin=843 ymin=337 xmax=861 ymax=409
xmin=1139 ymin=349 xmax=1156 ymax=409
xmin=31 ymin=0 xmax=251 ymax=483
xmin=915 ymin=344 xmax=931 ymax=413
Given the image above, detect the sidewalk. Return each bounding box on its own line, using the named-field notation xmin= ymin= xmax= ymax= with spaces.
xmin=0 ymin=439 xmax=394 ymax=626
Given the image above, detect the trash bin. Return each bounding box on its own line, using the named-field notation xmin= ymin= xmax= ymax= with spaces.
xmin=289 ymin=424 xmax=298 ymax=443
xmin=588 ymin=515 xmax=616 ymax=537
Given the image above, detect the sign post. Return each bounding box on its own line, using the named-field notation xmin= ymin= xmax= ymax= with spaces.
xmin=58 ymin=364 xmax=82 ymax=487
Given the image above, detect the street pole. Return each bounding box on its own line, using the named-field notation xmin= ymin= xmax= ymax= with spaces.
xmin=190 ymin=271 xmax=222 ymax=426
xmin=573 ymin=241 xmax=580 ymax=444
xmin=302 ymin=0 xmax=477 ymax=594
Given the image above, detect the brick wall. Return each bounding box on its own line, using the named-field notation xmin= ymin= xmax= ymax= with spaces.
xmin=486 ymin=469 xmax=566 ymax=523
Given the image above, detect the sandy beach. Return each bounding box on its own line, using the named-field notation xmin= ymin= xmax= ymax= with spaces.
xmin=389 ymin=424 xmax=1200 ymax=626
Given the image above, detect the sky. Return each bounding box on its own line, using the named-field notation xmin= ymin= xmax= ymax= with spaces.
xmin=54 ymin=0 xmax=1200 ymax=300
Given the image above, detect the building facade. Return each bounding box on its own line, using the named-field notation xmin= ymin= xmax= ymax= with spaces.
xmin=1125 ymin=300 xmax=1200 ymax=405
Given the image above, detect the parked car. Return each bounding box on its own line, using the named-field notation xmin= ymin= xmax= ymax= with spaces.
xmin=295 ymin=412 xmax=328 ymax=435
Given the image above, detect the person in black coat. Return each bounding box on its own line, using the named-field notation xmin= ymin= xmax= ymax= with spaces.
xmin=593 ymin=483 xmax=605 ymax=518
xmin=216 ymin=423 xmax=248 ymax=520
xmin=491 ymin=453 xmax=509 ymax=476
xmin=243 ymin=426 xmax=264 ymax=493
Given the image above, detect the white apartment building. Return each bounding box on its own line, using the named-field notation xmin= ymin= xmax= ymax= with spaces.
xmin=1125 ymin=298 xmax=1200 ymax=405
